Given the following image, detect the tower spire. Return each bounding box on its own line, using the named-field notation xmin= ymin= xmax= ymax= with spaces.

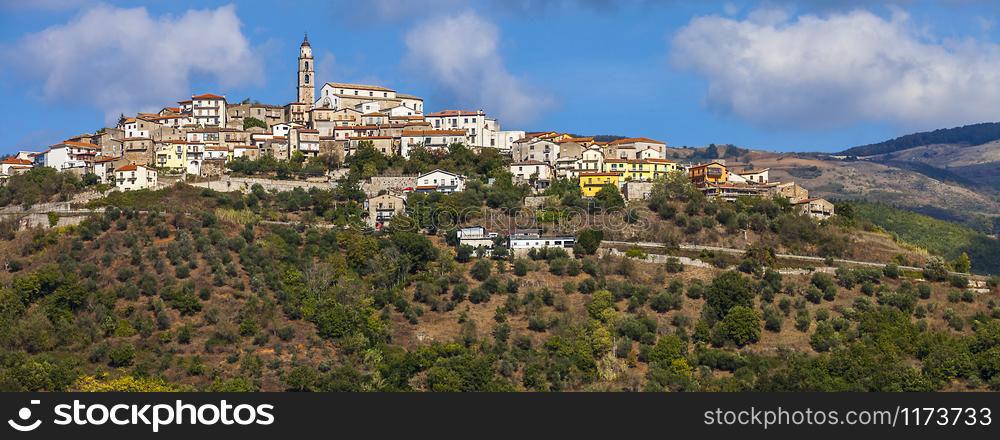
xmin=302 ymin=32 xmax=310 ymax=46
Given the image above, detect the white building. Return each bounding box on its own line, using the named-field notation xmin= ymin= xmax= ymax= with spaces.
xmin=512 ymin=139 xmax=560 ymax=166
xmin=183 ymin=93 xmax=228 ymax=127
xmin=415 ymin=169 xmax=466 ymax=193
xmin=606 ymin=138 xmax=667 ymax=160
xmin=510 ymin=161 xmax=554 ymax=189
xmin=0 ymin=158 xmax=33 ymax=176
xmin=119 ymin=118 xmax=150 ymax=139
xmin=456 ymin=226 xmax=498 ymax=256
xmin=508 ymin=229 xmax=575 ymax=255
xmin=734 ymin=168 xmax=770 ymax=185
xmin=114 ymin=164 xmax=157 ymax=191
xmin=36 ymin=142 xmax=99 ymax=172
xmin=424 ymin=110 xmax=523 ymax=151
xmin=401 ymin=129 xmax=468 ymax=158
xmin=203 ymin=146 xmax=228 ymax=160
xmin=290 ymin=127 xmax=320 ymax=157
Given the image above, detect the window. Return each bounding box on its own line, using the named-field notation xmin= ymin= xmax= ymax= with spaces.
xmin=304 ymin=74 xmax=310 ymax=84
xmin=304 ymin=61 xmax=310 ymax=70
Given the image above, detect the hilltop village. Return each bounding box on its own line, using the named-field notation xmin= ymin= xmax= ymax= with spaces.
xmin=1 ymin=35 xmax=832 ymax=243
xmin=5 ymin=34 xmax=1000 ymax=395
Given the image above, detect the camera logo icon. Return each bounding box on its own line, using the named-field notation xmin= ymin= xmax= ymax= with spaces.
xmin=8 ymin=400 xmax=42 ymax=432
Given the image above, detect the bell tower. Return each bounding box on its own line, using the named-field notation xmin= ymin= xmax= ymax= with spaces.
xmin=297 ymin=33 xmax=314 ymax=106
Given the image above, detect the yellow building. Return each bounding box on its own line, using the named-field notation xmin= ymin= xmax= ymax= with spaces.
xmin=603 ymin=159 xmax=681 ymax=181
xmin=688 ymin=161 xmax=728 ymax=186
xmin=155 ymin=141 xmax=186 ymax=171
xmin=579 ymin=172 xmax=622 ymax=197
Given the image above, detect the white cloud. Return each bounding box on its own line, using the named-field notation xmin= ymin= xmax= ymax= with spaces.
xmin=671 ymin=8 xmax=1000 ymax=130
xmin=12 ymin=4 xmax=262 ymax=124
xmin=404 ymin=12 xmax=552 ymax=125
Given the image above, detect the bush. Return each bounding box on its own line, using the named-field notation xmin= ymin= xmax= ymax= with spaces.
xmin=917 ymin=283 xmax=932 ymax=299
xmin=883 ymin=264 xmax=900 ymax=279
xmin=108 ymin=344 xmax=136 ymax=367
xmin=650 ymin=291 xmax=683 ymax=313
xmin=923 ymin=257 xmax=949 ymax=282
xmin=277 ymin=326 xmax=295 ymax=341
xmin=469 ymin=287 xmax=490 ymax=304
xmin=574 ymin=229 xmax=603 ymax=255
xmin=664 ymin=257 xmax=684 ymax=273
xmin=716 ymin=306 xmax=761 ymax=347
xmin=470 ymin=260 xmax=492 ymax=281
xmin=949 ymin=274 xmax=969 ymax=289
xmin=704 ymin=271 xmax=754 ymax=321
xmin=513 ymin=259 xmax=530 ymax=277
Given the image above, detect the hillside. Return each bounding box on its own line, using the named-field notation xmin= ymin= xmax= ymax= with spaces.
xmin=848 ymin=201 xmax=1000 ymax=275
xmin=867 ymin=141 xmax=1000 ymax=193
xmin=1 ymin=158 xmax=999 ymax=392
xmin=730 ymin=151 xmax=1000 ymax=233
xmin=840 ymin=122 xmax=1000 ymax=157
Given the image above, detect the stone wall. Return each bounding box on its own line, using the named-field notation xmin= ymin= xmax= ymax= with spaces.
xmin=362 ymin=176 xmax=417 ymax=197
xmin=189 ymin=176 xmax=335 ymax=194
xmin=624 ymin=182 xmax=656 ymax=201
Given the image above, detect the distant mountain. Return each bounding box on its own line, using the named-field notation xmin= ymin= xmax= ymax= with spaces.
xmin=840 ymin=122 xmax=1000 ymax=157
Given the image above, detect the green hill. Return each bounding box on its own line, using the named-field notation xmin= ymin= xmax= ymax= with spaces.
xmin=850 ymin=201 xmax=1000 ymax=274
xmin=841 ymin=122 xmax=1000 ymax=157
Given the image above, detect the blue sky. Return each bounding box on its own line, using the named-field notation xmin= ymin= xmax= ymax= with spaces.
xmin=2 ymin=0 xmax=1000 ymax=154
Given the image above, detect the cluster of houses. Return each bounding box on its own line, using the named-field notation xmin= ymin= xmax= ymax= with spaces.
xmin=1 ymin=34 xmax=833 ymax=230
xmin=0 ymin=35 xmax=524 ymax=191
xmin=504 ymin=133 xmax=833 ymax=219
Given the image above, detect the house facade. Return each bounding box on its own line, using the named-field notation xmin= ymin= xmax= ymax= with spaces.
xmin=415 ymin=169 xmax=466 ymax=193
xmin=115 ymin=164 xmax=157 ymax=191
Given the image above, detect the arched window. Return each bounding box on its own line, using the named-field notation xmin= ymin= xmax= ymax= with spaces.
xmin=304 ymin=74 xmax=310 ymax=84
xmin=304 ymin=61 xmax=310 ymax=70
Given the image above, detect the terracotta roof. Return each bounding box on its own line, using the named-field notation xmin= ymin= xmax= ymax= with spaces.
xmin=192 ymin=93 xmax=225 ymax=99
xmin=62 ymin=141 xmax=100 ymax=149
xmin=337 ymin=125 xmax=381 ymax=130
xmin=325 ymin=82 xmax=395 ymax=92
xmin=609 ymin=137 xmax=666 ymax=145
xmin=117 ymin=164 xmax=139 ymax=171
xmin=427 ymin=110 xmax=482 ymax=117
xmin=511 ymin=160 xmax=548 ymax=166
xmin=0 ymin=158 xmax=32 ymax=165
xmin=348 ymin=136 xmax=394 ymax=140
xmin=689 ymin=161 xmax=727 ymax=169
xmin=736 ymin=168 xmax=770 ymax=174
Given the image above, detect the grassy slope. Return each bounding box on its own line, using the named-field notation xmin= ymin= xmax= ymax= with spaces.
xmin=851 ymin=201 xmax=1000 ymax=274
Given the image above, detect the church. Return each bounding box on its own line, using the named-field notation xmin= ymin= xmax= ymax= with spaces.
xmin=296 ymin=34 xmax=425 ymax=117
